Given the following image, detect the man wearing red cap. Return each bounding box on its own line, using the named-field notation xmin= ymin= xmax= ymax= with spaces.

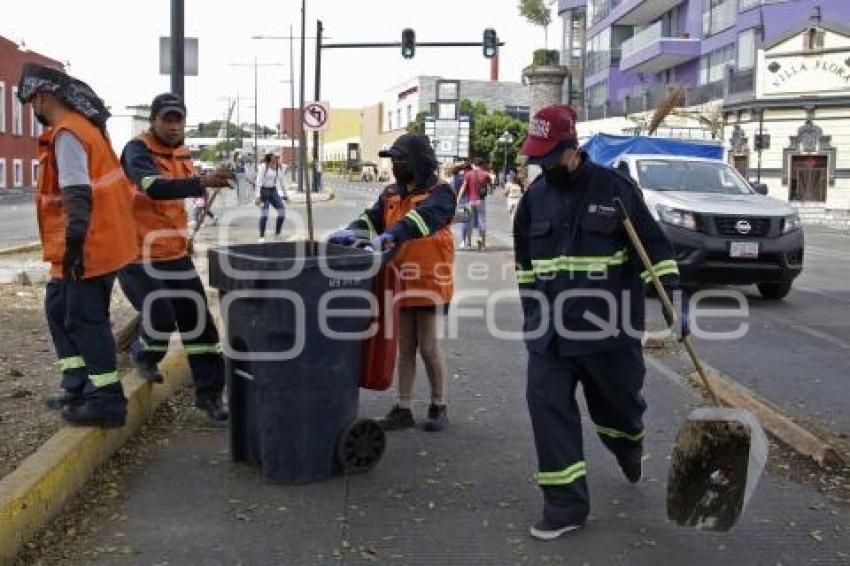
xmin=514 ymin=105 xmax=684 ymax=539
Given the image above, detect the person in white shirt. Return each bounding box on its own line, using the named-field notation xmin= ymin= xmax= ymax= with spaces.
xmin=502 ymin=172 xmax=525 ymax=228
xmin=254 ymin=153 xmax=288 ymax=242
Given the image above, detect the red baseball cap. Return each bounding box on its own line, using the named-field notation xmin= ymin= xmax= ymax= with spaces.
xmin=520 ymin=105 xmax=578 ymax=166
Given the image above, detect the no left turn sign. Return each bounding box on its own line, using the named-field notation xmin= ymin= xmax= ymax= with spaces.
xmin=304 ymin=101 xmax=330 ymax=132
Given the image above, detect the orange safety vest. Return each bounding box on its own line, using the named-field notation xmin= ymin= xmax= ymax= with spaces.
xmin=36 ymin=112 xmax=138 ymax=279
xmin=383 ymin=184 xmax=454 ymax=308
xmin=129 ymin=131 xmax=194 ymax=261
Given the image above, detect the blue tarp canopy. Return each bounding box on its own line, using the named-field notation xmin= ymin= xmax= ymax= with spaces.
xmin=582 ymin=133 xmax=723 ymax=166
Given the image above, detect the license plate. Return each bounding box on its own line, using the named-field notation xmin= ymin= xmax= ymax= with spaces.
xmin=730 ymin=241 xmax=759 ymax=258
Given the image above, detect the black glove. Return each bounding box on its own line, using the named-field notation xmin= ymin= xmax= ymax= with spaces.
xmin=662 ymin=288 xmax=690 ymax=341
xmin=63 ymin=239 xmax=85 ymax=281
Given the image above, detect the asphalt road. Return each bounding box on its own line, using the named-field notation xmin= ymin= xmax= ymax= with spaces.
xmin=37 ymin=181 xmax=847 ymax=564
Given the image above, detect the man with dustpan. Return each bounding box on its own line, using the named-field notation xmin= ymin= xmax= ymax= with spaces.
xmin=514 ymin=105 xmax=687 ymax=540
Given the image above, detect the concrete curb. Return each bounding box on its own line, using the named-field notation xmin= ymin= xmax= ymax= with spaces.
xmin=0 ymin=242 xmax=41 ymax=257
xmin=0 ymin=353 xmax=191 ymax=564
xmin=288 ymin=191 xmax=335 ymax=203
xmin=693 ymin=367 xmax=846 ymax=467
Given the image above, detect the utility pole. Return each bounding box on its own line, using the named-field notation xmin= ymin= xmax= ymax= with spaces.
xmin=170 ymin=0 xmax=184 ymax=97
xmin=313 ymin=20 xmax=323 ymax=194
xmin=254 ymin=57 xmax=259 ymax=177
xmin=300 ymin=0 xmax=314 ymax=247
xmin=290 ymin=25 xmax=296 ymax=182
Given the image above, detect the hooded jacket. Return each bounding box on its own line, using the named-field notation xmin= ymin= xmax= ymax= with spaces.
xmin=347 ymin=135 xmax=457 ymax=307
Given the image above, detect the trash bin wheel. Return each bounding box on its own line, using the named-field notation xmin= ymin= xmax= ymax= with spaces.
xmin=337 ymin=418 xmax=386 ymax=473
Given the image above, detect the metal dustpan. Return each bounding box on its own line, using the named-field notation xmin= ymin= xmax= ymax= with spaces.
xmin=667 ymin=406 xmax=768 ymax=531
xmin=614 ymin=198 xmax=768 ymax=533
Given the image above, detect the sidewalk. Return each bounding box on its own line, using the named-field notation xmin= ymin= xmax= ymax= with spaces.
xmin=43 ymin=260 xmax=850 ymax=564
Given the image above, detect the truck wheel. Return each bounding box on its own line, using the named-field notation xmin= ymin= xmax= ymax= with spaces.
xmin=757 ymin=281 xmax=792 ymax=300
xmin=337 ymin=419 xmax=385 ymax=473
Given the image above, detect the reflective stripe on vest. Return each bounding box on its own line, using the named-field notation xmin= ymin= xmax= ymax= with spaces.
xmin=596 ymin=425 xmax=645 ymax=443
xmin=640 ymin=259 xmax=679 ymax=283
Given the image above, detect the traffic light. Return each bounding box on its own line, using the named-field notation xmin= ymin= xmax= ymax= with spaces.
xmin=401 ymin=28 xmax=416 ymax=59
xmin=483 ymin=28 xmax=498 ymax=59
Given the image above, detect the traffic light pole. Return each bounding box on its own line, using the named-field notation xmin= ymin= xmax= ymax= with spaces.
xmin=313 ymin=21 xmax=323 ymax=197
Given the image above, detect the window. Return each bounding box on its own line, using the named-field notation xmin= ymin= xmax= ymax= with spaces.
xmin=387 ymin=111 xmax=392 ymax=131
xmin=737 ymin=29 xmax=756 ymax=71
xmin=804 ymin=28 xmax=824 ymax=51
xmin=31 ymin=160 xmax=39 ymax=187
xmin=504 ymin=105 xmax=530 ymax=122
xmin=396 ymin=109 xmax=401 ymax=129
xmin=0 ymin=159 xmax=6 ymax=188
xmin=13 ymin=159 xmax=23 ymax=188
xmin=739 ymin=0 xmax=761 ymax=11
xmin=0 ymin=82 xmax=5 ymax=133
xmin=585 ymin=28 xmax=613 ymax=75
xmin=406 ymin=105 xmax=412 ymax=126
xmin=30 ymin=107 xmax=41 ymax=137
xmin=702 ymin=0 xmax=736 ymax=37
xmin=586 ymin=81 xmax=608 ymax=107
xmin=438 ymin=102 xmax=456 ymax=120
xmin=699 ymin=44 xmax=735 ymax=84
xmin=12 ymin=86 xmax=22 ymax=135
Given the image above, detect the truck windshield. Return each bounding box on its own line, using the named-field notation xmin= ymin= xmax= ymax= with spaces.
xmin=636 ymin=160 xmax=754 ymax=194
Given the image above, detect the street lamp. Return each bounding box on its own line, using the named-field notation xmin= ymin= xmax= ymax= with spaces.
xmin=228 ymin=59 xmax=285 ymax=176
xmin=497 ymin=131 xmax=514 ymax=185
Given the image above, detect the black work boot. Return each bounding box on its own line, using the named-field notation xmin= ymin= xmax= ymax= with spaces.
xmin=45 ymin=390 xmax=84 ymax=411
xmin=129 ymin=342 xmax=164 ymax=384
xmin=196 ymin=395 xmax=229 ymax=422
xmin=422 ymin=404 xmax=447 ymax=432
xmin=617 ymin=449 xmax=643 ymax=484
xmin=378 ymin=405 xmax=415 ymax=430
xmin=529 ymin=518 xmax=584 ymax=541
xmin=62 ymin=392 xmax=127 ymax=429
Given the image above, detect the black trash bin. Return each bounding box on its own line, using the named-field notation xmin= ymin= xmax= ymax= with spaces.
xmin=208 ymin=241 xmax=387 ymax=484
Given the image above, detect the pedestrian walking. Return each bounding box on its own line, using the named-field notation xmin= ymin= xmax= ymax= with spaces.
xmin=458 ymin=157 xmax=492 ymax=249
xmin=328 ymin=133 xmax=456 ymax=432
xmin=255 ymin=153 xmax=288 ymax=242
xmin=118 ymin=92 xmax=232 ymax=422
xmin=502 ymin=171 xmax=525 ymax=228
xmin=514 ymin=105 xmax=685 ymax=540
xmin=19 ymin=64 xmax=139 ymax=427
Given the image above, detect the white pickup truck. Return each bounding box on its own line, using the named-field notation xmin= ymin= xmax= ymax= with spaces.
xmin=613 ymin=155 xmax=804 ymax=300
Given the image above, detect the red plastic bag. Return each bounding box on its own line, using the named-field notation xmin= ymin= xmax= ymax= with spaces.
xmin=360 ymin=265 xmax=400 ymax=390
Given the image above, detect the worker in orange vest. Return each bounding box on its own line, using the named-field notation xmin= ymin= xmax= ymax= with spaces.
xmin=118 ymin=93 xmax=233 ymax=421
xmin=18 ymin=64 xmax=139 ymax=428
xmin=329 ymin=133 xmax=456 ymax=431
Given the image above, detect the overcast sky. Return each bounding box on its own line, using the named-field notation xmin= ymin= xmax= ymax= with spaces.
xmin=2 ymin=0 xmax=560 ymax=128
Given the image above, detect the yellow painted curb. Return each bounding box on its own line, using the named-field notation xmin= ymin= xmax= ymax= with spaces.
xmin=0 ymin=353 xmax=191 ymax=564
xmin=0 ymin=242 xmax=41 ymax=257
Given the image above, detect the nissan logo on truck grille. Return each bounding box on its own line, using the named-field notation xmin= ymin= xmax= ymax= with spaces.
xmin=735 ymin=220 xmax=752 ymax=235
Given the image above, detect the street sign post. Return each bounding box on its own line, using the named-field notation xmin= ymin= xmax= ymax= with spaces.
xmin=304 ymin=100 xmax=330 ymax=132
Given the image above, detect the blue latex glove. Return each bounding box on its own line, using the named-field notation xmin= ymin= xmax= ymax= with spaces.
xmin=328 ymin=228 xmax=357 ymax=246
xmin=370 ymin=232 xmax=395 ymax=252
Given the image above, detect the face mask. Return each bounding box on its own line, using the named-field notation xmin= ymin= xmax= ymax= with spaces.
xmin=543 ymin=165 xmax=572 ymax=186
xmin=392 ymin=163 xmax=414 ymax=184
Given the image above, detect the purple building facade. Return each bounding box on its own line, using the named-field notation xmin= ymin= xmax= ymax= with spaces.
xmin=558 ymin=0 xmax=850 ymax=120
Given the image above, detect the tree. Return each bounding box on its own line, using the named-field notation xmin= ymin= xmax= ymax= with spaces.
xmin=473 ymin=111 xmax=528 ymax=175
xmin=407 ymin=111 xmax=430 ymax=135
xmin=519 ymin=0 xmax=552 ymax=50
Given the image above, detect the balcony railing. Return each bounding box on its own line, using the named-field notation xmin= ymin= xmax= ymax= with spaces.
xmin=729 ymin=70 xmax=755 ymax=95
xmin=586 ymin=48 xmax=621 ymax=75
xmin=589 ymin=0 xmax=623 ymax=25
xmin=621 ymin=21 xmax=662 ymax=59
xmin=702 ymin=0 xmax=737 ymax=36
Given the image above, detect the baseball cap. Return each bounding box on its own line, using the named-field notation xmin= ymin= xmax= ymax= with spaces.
xmin=150 ymin=93 xmax=186 ymax=120
xmin=520 ymin=105 xmax=578 ymax=167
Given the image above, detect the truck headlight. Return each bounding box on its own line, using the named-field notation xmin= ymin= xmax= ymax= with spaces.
xmin=782 ymin=212 xmax=801 ymax=234
xmin=657 ymin=205 xmax=697 ymax=231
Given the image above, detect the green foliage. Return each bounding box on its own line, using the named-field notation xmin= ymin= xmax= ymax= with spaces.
xmin=532 ymin=49 xmax=560 ymax=66
xmin=407 ymin=111 xmax=430 ymax=135
xmin=519 ymin=0 xmax=552 ymax=27
xmin=199 ymin=140 xmax=241 ymax=162
xmin=187 ymin=120 xmax=251 ymax=138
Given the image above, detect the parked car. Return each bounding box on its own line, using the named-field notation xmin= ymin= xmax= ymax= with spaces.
xmin=614 ymin=154 xmax=803 ymax=299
